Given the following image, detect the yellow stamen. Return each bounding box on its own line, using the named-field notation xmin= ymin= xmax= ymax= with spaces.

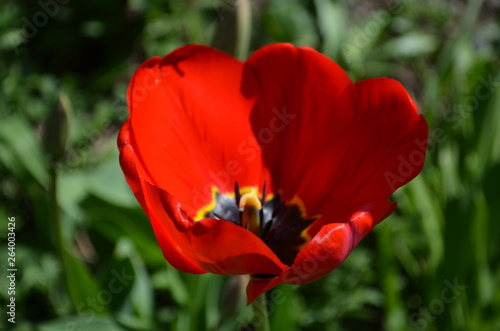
xmin=239 ymin=193 xmax=262 ymax=236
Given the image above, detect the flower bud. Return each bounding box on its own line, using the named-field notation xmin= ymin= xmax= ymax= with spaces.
xmin=43 ymin=93 xmax=71 ymax=162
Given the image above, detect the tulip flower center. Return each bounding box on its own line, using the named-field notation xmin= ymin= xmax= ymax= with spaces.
xmin=195 ymin=182 xmax=318 ymax=265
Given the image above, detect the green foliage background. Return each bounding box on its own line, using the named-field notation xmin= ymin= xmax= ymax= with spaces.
xmin=1 ymin=0 xmax=499 ymax=330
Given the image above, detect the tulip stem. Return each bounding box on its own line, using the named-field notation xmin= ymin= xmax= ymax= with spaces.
xmin=252 ymin=293 xmax=270 ymax=331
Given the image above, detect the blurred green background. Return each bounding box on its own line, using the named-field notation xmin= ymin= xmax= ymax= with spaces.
xmin=1 ymin=0 xmax=499 ymax=330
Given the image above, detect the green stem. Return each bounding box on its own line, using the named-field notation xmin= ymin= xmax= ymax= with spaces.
xmin=49 ymin=162 xmax=74 ymax=310
xmin=252 ymin=293 xmax=270 ymax=331
xmin=50 ymin=163 xmax=64 ymax=255
xmin=235 ymin=0 xmax=252 ymax=60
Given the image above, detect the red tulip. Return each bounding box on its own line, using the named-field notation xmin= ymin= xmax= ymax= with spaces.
xmin=118 ymin=43 xmax=428 ymax=304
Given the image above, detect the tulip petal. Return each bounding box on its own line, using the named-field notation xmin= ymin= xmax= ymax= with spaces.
xmin=188 ymin=218 xmax=289 ymax=275
xmin=142 ymin=180 xmax=288 ymax=275
xmin=246 ymin=199 xmax=396 ymax=304
xmin=118 ymin=120 xmax=206 ymax=274
xmin=118 ymin=119 xmax=146 ymax=209
xmin=241 ymin=43 xmax=353 ymax=210
xmin=127 ymin=45 xmax=270 ymax=217
xmin=241 ymin=44 xmax=428 ymax=236
xmin=309 ymin=78 xmax=428 ymax=234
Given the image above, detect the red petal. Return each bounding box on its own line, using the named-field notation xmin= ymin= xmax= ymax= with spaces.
xmin=241 ymin=44 xmax=428 ymax=235
xmin=117 ymin=121 xmax=205 ymax=274
xmin=188 ymin=218 xmax=288 ymax=275
xmin=246 ymin=200 xmax=396 ymax=304
xmin=117 ymin=119 xmax=146 ymax=209
xmin=128 ymin=45 xmax=270 ymax=217
xmin=142 ymin=181 xmax=288 ymax=275
xmin=241 ymin=43 xmax=353 ymax=209
xmin=309 ymin=78 xmax=428 ymax=234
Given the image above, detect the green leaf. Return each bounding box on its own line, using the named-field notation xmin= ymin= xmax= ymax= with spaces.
xmin=57 ymin=170 xmax=89 ymax=220
xmin=314 ymin=0 xmax=347 ymax=58
xmin=111 ymin=238 xmax=154 ymax=328
xmin=86 ymin=152 xmax=137 ymax=208
xmin=153 ymin=266 xmax=189 ymax=306
xmin=88 ymin=206 xmax=164 ymax=266
xmin=381 ymin=33 xmax=438 ymax=58
xmin=101 ymin=258 xmax=135 ymax=313
xmin=405 ymin=176 xmax=444 ymax=273
xmin=0 ymin=116 xmax=49 ymax=187
xmin=38 ymin=316 xmax=125 ymax=331
xmin=62 ymin=250 xmax=105 ymax=315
